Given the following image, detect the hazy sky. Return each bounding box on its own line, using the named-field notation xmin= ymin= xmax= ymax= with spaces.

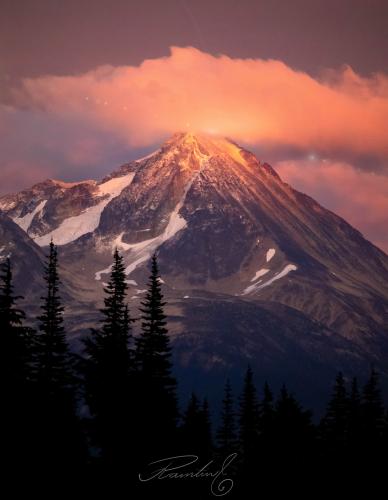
xmin=0 ymin=0 xmax=387 ymax=250
xmin=2 ymin=0 xmax=388 ymax=80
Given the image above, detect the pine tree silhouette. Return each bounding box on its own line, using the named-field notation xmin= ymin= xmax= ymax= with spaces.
xmin=201 ymin=397 xmax=213 ymax=460
xmin=0 ymin=257 xmax=34 ymax=467
xmin=260 ymin=381 xmax=275 ymax=434
xmin=0 ymin=257 xmax=33 ymax=387
xmin=33 ymin=241 xmax=84 ymax=470
xmin=217 ymin=379 xmax=237 ymax=454
xmin=181 ymin=393 xmax=213 ymax=459
xmin=83 ymin=248 xmax=134 ymax=467
xmin=347 ymin=377 xmax=361 ymax=461
xmin=136 ymin=254 xmax=174 ymax=382
xmin=320 ymin=372 xmax=349 ymax=455
xmin=257 ymin=381 xmax=276 ymax=467
xmin=360 ymin=368 xmax=385 ymax=457
xmin=135 ymin=253 xmax=178 ymax=460
xmin=34 ymin=242 xmax=71 ymax=392
xmin=0 ymin=257 xmax=25 ymax=326
xmin=181 ymin=392 xmax=201 ymax=448
xmin=238 ymin=367 xmax=260 ymax=472
xmin=273 ymin=384 xmax=314 ymax=470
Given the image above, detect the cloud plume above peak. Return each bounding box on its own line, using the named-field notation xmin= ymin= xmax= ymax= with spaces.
xmin=1 ymin=47 xmax=388 ymax=252
xmin=8 ymin=46 xmax=388 ymax=157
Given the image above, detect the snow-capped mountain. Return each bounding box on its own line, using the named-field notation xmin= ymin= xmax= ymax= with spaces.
xmin=2 ymin=132 xmax=388 ymax=398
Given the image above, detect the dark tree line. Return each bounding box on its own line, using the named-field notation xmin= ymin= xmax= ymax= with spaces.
xmin=1 ymin=244 xmax=388 ymax=493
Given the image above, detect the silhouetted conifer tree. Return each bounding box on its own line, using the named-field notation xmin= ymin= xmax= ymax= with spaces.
xmin=347 ymin=377 xmax=361 ymax=453
xmin=217 ymin=379 xmax=237 ymax=454
xmin=257 ymin=381 xmax=276 ymax=468
xmin=83 ymin=248 xmax=134 ymax=466
xmin=0 ymin=257 xmax=34 ymax=466
xmin=321 ymin=372 xmax=349 ymax=454
xmin=135 ymin=253 xmax=178 ymax=460
xmin=238 ymin=367 xmax=260 ymax=471
xmin=360 ymin=369 xmax=385 ymax=455
xmin=180 ymin=394 xmax=213 ymax=458
xmin=33 ymin=241 xmax=84 ymax=469
xmin=181 ymin=392 xmax=201 ymax=447
xmin=201 ymin=398 xmax=213 ymax=459
xmin=0 ymin=257 xmax=33 ymax=387
xmin=260 ymin=381 xmax=275 ymax=436
xmin=34 ymin=242 xmax=71 ymax=390
xmin=273 ymin=385 xmax=314 ymax=469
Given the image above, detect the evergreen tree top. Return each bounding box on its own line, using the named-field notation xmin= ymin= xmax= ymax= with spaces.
xmin=217 ymin=379 xmax=237 ymax=450
xmin=34 ymin=241 xmax=74 ymax=395
xmin=0 ymin=257 xmax=26 ymax=328
xmin=98 ymin=248 xmax=133 ymax=341
xmin=239 ymin=367 xmax=260 ymax=431
xmin=38 ymin=241 xmax=64 ymax=335
xmin=135 ymin=253 xmax=174 ymax=387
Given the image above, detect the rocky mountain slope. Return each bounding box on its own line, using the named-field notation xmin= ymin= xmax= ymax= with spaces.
xmin=0 ymin=213 xmax=44 ymax=295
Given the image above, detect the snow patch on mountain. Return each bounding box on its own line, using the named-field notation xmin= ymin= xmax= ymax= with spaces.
xmin=112 ymin=232 xmax=132 ymax=251
xmin=123 ymin=194 xmax=188 ymax=277
xmin=35 ymin=173 xmax=135 ymax=246
xmin=95 ymin=264 xmax=112 ymax=281
xmin=96 ymin=193 xmax=188 ymax=281
xmin=14 ymin=200 xmax=47 ymax=232
xmin=266 ymin=248 xmax=276 ymax=262
xmin=243 ymin=264 xmax=297 ymax=295
xmin=258 ymin=264 xmax=297 ymax=289
xmin=242 ymin=280 xmax=262 ymax=295
xmin=96 ymin=162 xmax=204 ymax=281
xmin=250 ymin=268 xmax=270 ymax=282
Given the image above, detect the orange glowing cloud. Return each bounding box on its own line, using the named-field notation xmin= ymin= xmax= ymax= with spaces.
xmin=11 ymin=46 xmax=388 ymax=158
xmin=1 ymin=48 xmax=388 ymax=253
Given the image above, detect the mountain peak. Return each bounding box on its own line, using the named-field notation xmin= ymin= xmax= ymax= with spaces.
xmin=161 ymin=131 xmax=254 ymax=170
xmin=166 ymin=130 xmax=238 ymax=150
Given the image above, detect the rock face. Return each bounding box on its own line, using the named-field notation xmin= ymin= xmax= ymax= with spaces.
xmin=0 ymin=213 xmax=44 ymax=296
xmin=2 ymin=132 xmax=388 ymax=399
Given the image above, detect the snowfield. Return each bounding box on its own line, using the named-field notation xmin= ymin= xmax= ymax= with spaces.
xmin=14 ymin=200 xmax=47 ymax=232
xmin=34 ymin=173 xmax=135 ymax=246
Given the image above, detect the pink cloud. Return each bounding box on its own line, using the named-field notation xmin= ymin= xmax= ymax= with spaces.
xmin=276 ymin=159 xmax=388 ymax=253
xmin=10 ymin=46 xmax=388 ymax=158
